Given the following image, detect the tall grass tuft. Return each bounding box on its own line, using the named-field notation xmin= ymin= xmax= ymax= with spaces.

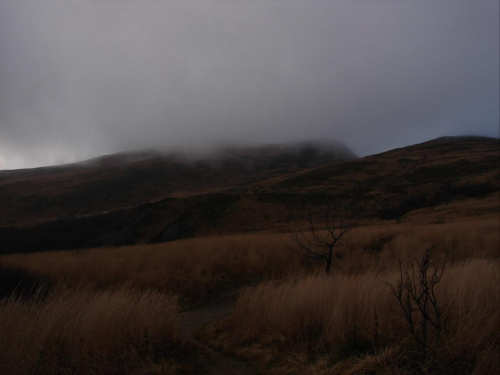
xmin=227 ymin=259 xmax=500 ymax=373
xmin=1 ymin=234 xmax=300 ymax=302
xmin=0 ymin=284 xmax=180 ymax=374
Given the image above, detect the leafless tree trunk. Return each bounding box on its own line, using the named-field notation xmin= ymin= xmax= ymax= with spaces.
xmin=288 ymin=204 xmax=355 ymax=274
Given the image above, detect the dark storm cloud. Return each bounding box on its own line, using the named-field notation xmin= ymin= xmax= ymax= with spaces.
xmin=0 ymin=1 xmax=498 ymax=169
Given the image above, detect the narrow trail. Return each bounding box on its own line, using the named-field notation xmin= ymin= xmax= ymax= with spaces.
xmin=180 ymin=295 xmax=252 ymax=375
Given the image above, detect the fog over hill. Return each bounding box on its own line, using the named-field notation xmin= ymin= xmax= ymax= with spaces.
xmin=0 ymin=136 xmax=497 ymax=254
xmin=0 ymin=140 xmax=356 ymax=227
xmin=0 ymin=1 xmax=498 ymax=169
xmin=76 ymin=139 xmax=357 ymax=169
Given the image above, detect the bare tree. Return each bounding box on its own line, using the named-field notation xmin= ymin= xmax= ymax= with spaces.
xmin=288 ymin=204 xmax=355 ymax=274
xmin=387 ymin=249 xmax=450 ymax=356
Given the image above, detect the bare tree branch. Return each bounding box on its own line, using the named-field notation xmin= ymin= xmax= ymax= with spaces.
xmin=387 ymin=249 xmax=450 ymax=357
xmin=288 ymin=204 xmax=356 ymax=274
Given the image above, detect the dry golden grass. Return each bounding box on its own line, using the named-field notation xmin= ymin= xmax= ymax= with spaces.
xmin=214 ymin=258 xmax=499 ymax=374
xmin=186 ymin=216 xmax=498 ymax=374
xmin=1 ymin=216 xmax=499 ymax=374
xmin=0 ymin=234 xmax=300 ymax=303
xmin=0 ymin=284 xmax=180 ymax=375
xmin=333 ymin=215 xmax=499 ymax=273
xmin=2 ymin=216 xmax=498 ymax=299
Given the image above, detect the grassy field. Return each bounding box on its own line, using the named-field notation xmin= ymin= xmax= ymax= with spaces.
xmin=211 ymin=259 xmax=499 ymax=374
xmin=0 ymin=285 xmax=181 ymax=375
xmin=0 ymin=233 xmax=300 ymax=303
xmin=1 ymin=213 xmax=498 ymax=374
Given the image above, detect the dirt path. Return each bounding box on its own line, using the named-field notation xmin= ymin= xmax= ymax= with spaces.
xmin=180 ymin=296 xmax=252 ymax=375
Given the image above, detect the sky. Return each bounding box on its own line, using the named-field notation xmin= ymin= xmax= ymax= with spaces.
xmin=0 ymin=0 xmax=498 ymax=170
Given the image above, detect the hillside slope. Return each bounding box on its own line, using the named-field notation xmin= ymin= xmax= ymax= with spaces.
xmin=256 ymin=136 xmax=499 ymax=219
xmin=0 ymin=140 xmax=355 ymax=227
xmin=0 ymin=136 xmax=498 ymax=254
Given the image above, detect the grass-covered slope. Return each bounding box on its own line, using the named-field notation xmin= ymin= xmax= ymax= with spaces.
xmin=256 ymin=136 xmax=499 ymax=219
xmin=0 ymin=141 xmax=356 ymax=227
xmin=0 ymin=136 xmax=498 ymax=254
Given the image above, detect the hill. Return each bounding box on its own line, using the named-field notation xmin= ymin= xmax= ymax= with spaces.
xmin=0 ymin=136 xmax=498 ymax=254
xmin=255 ymin=136 xmax=499 ymax=219
xmin=0 ymin=140 xmax=356 ymax=227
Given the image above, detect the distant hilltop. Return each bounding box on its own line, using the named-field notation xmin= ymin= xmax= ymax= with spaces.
xmin=0 ymin=139 xmax=357 ymax=227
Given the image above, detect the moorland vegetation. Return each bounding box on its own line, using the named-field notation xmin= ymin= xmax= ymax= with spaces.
xmin=0 ymin=137 xmax=498 ymax=374
xmin=1 ymin=214 xmax=498 ymax=374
